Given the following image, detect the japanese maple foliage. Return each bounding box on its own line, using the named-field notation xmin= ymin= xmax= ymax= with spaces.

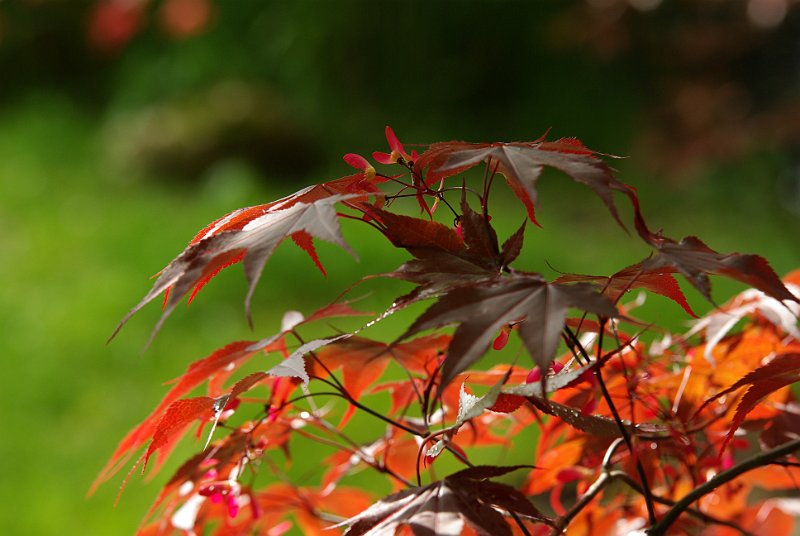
xmin=99 ymin=126 xmax=800 ymax=535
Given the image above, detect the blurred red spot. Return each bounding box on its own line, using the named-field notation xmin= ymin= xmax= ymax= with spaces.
xmin=88 ymin=0 xmax=143 ymax=52
xmin=159 ymin=0 xmax=213 ymax=39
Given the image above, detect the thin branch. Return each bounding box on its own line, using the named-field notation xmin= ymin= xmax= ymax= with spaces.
xmin=646 ymin=437 xmax=800 ymax=535
xmin=421 ymin=363 xmax=441 ymax=428
xmin=551 ymin=451 xmax=756 ymax=536
xmin=611 ymin=472 xmax=755 ymax=536
xmin=564 ymin=323 xmax=657 ymax=524
xmin=551 ymin=471 xmax=613 ymax=535
xmin=436 ymin=193 xmax=460 ymax=220
xmin=293 ymin=425 xmax=415 ymax=488
xmin=335 ymin=210 xmax=385 ymax=233
xmin=552 ymin=438 xmax=625 ymax=534
xmin=413 ymin=427 xmax=475 ymax=486
xmin=311 ymin=376 xmax=423 ymax=437
xmin=509 ymin=510 xmax=533 ymax=536
xmin=376 ymin=172 xmax=418 ymax=190
xmin=561 ymin=331 xmax=587 ymax=366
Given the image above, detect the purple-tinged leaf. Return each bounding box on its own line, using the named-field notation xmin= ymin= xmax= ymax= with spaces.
xmin=500 ymin=220 xmax=526 ymax=266
xmin=635 ymin=232 xmax=798 ymax=306
xmin=339 ymin=465 xmax=546 ymax=536
xmin=402 ymin=275 xmax=617 ymax=387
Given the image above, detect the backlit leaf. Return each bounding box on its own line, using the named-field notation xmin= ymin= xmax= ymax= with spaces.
xmin=556 ymin=262 xmax=697 ymax=318
xmin=415 ymin=138 xmax=636 ymax=228
xmin=144 ymin=397 xmax=217 ymax=471
xmin=113 ymin=183 xmax=377 ymax=343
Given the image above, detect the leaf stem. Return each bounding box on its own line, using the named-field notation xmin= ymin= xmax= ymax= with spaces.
xmin=596 ymin=322 xmax=657 ymax=525
xmin=311 ymin=376 xmax=424 ymax=437
xmin=551 ymin=470 xmax=612 ymax=535
xmin=294 ymin=422 xmax=415 ymax=488
xmin=481 ymin=158 xmax=500 ymax=215
xmin=509 ymin=510 xmax=533 ymax=536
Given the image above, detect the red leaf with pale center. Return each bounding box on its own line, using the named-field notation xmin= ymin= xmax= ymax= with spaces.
xmin=92 ymin=339 xmax=272 ymax=492
xmin=95 ymin=301 xmax=367 ymax=492
xmin=113 ymin=173 xmax=386 ymax=343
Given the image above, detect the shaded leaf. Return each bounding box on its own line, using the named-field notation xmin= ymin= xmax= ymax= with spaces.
xmin=528 ymin=397 xmax=623 ymax=437
xmin=449 ymin=464 xmax=532 ymax=481
xmin=382 ymin=249 xmax=499 ymax=313
xmin=459 ymin=197 xmax=499 ymax=263
xmin=402 ymin=274 xmax=617 ymax=387
xmin=500 ymin=220 xmax=526 ymax=266
xmin=372 ymin=207 xmax=466 ymax=254
xmin=340 ymin=466 xmax=546 ymax=536
xmin=760 ymin=403 xmax=800 ymax=449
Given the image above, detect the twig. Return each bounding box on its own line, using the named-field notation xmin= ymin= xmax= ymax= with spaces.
xmin=550 ymin=439 xmax=624 ymax=534
xmin=293 ymin=427 xmax=414 ymax=488
xmin=646 ymin=437 xmax=800 ymax=535
xmin=611 ymin=472 xmax=754 ymax=536
xmin=509 ymin=510 xmax=533 ymax=536
xmin=311 ymin=376 xmax=423 ymax=437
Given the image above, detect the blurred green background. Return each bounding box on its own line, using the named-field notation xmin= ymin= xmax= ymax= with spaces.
xmin=1 ymin=0 xmax=799 ymax=533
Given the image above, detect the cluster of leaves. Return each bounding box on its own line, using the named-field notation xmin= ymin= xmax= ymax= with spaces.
xmin=97 ymin=127 xmax=800 ymax=535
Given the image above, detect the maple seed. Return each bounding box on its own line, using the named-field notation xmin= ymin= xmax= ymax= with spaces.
xmin=492 ymin=325 xmax=511 ymax=350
